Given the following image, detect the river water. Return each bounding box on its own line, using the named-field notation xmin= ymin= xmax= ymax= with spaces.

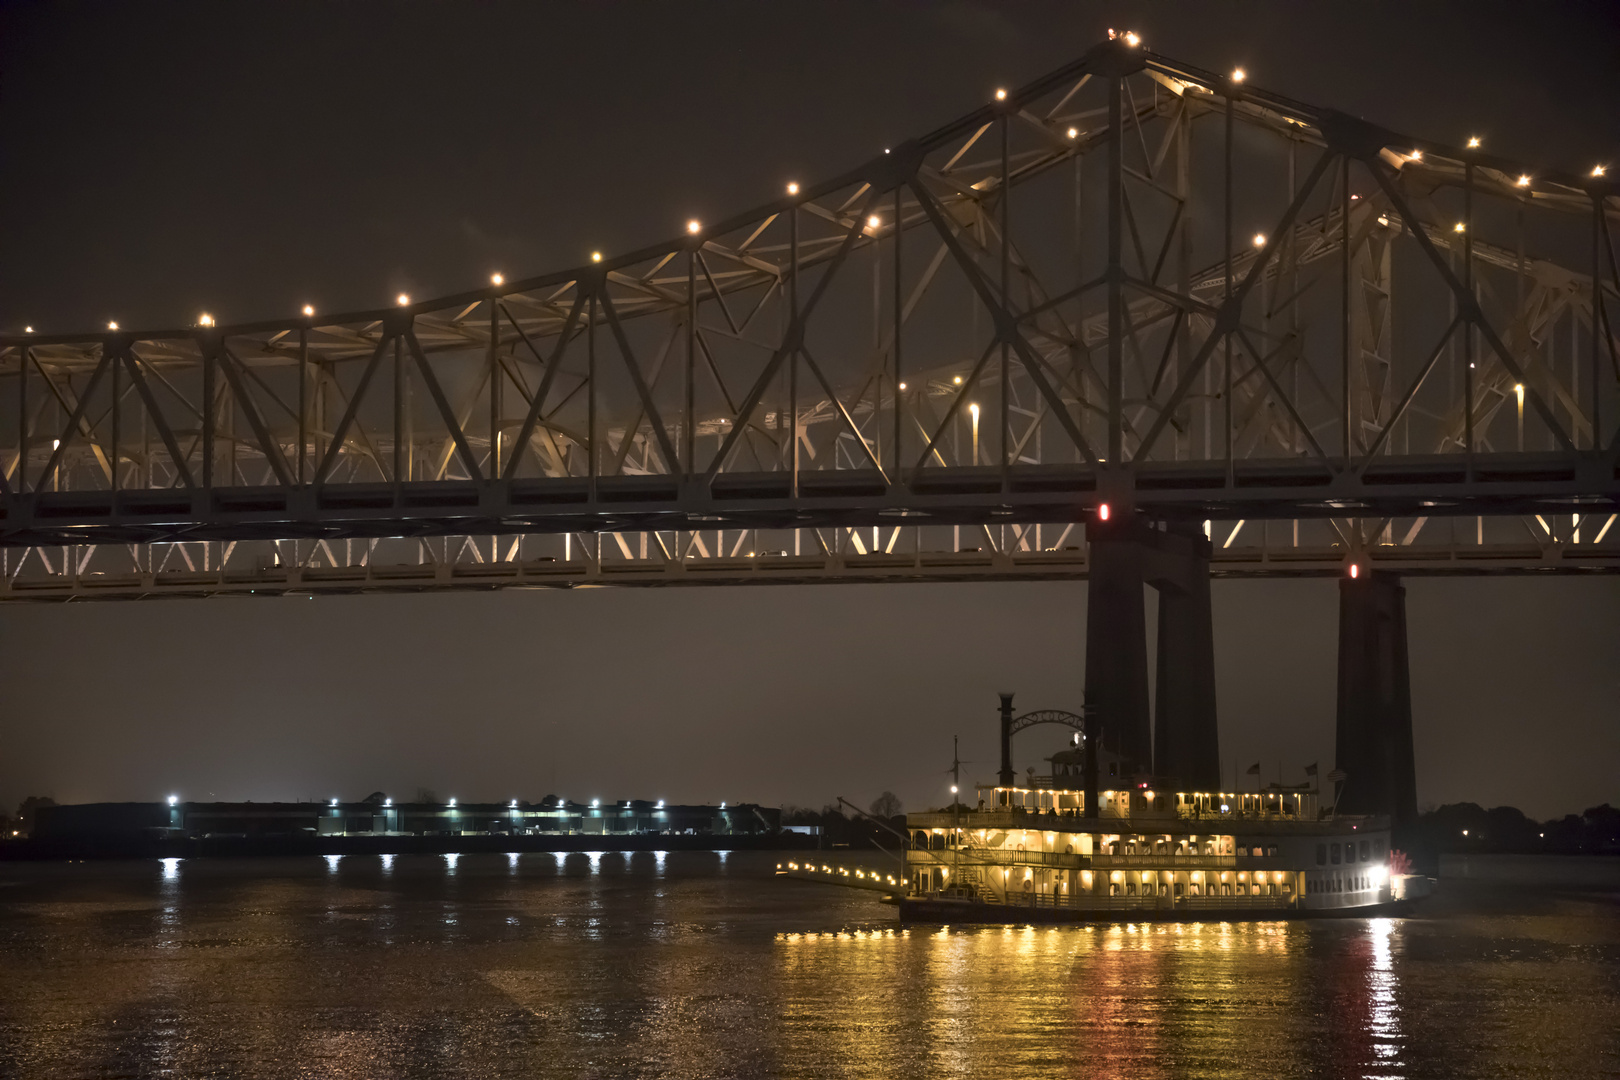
xmin=1 ymin=851 xmax=1615 ymax=1079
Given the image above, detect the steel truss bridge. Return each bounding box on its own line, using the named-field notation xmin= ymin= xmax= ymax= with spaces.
xmin=2 ymin=38 xmax=1618 ymax=601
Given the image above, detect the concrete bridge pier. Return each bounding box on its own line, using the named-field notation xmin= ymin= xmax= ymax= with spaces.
xmin=1084 ymin=516 xmax=1220 ymax=787
xmin=1084 ymin=520 xmax=1153 ymax=774
xmin=1334 ymin=571 xmax=1418 ymax=825
xmin=1145 ymin=525 xmax=1221 ymax=791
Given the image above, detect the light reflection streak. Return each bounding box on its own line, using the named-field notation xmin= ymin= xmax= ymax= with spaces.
xmin=553 ymin=852 xmax=568 ymax=871
xmin=716 ymin=849 xmax=730 ymax=866
xmin=324 ymin=854 xmax=341 ymax=873
xmin=160 ymin=857 xmax=181 ymax=882
xmin=507 ymin=852 xmax=520 ymax=871
xmin=586 ymin=851 xmax=604 ymax=873
xmin=654 ymin=850 xmax=666 ymax=874
xmin=443 ymin=853 xmax=459 ymax=873
xmin=380 ymin=853 xmax=394 ymax=875
xmin=1366 ymin=918 xmax=1405 ymax=1078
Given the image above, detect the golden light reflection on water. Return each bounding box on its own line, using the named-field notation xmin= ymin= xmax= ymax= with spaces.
xmin=2 ymin=853 xmax=1614 ymax=1079
xmin=773 ymin=918 xmax=1325 ymax=1078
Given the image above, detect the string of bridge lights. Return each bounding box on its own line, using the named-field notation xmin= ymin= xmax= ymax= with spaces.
xmin=15 ymin=32 xmax=1609 ymax=341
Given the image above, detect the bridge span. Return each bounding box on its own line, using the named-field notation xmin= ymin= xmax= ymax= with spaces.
xmin=1 ymin=36 xmax=1616 ymax=603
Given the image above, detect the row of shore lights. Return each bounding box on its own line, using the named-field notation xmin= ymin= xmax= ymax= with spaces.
xmin=39 ymin=35 xmax=1604 ymax=339
xmin=321 ymin=797 xmax=670 ymax=809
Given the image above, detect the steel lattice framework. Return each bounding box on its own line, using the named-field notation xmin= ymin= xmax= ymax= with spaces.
xmin=2 ymin=38 xmax=1618 ymax=600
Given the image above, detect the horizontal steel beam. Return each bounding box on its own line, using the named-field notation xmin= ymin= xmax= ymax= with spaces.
xmin=2 ymin=452 xmax=1614 ymax=546
xmin=3 ymin=542 xmax=1613 ymax=603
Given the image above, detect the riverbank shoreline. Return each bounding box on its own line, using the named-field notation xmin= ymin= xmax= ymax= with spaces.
xmin=0 ymin=832 xmax=820 ymax=863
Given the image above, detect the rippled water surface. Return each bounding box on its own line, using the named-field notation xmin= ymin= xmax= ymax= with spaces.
xmin=1 ymin=851 xmax=1616 ymax=1078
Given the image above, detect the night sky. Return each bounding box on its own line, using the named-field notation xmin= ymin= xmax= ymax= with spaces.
xmin=1 ymin=2 xmax=1616 ymax=820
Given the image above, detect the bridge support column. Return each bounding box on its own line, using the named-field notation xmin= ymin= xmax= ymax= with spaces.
xmin=1334 ymin=571 xmax=1418 ymax=825
xmin=1148 ymin=525 xmax=1220 ymax=790
xmin=1084 ymin=521 xmax=1153 ymax=774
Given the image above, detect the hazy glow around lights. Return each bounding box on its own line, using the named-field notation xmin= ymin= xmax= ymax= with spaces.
xmin=396 ymin=294 xmax=410 ymax=306
xmin=687 ymin=219 xmax=702 ymax=235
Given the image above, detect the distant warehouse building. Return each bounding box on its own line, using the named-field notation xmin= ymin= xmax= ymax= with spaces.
xmin=34 ymin=796 xmax=780 ymax=840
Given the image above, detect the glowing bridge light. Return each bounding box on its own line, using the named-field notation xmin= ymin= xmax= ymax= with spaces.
xmin=591 ymin=798 xmax=600 ymax=808
xmin=1123 ymin=31 xmax=1140 ymax=47
xmin=656 ymin=800 xmax=665 ymax=809
xmin=591 ymin=251 xmax=602 ymax=262
xmin=24 ymin=326 xmax=32 ymax=333
xmin=1066 ymin=126 xmax=1078 ymax=139
xmin=383 ymin=798 xmax=392 ymax=807
xmin=1595 ymin=165 xmax=1608 ymax=178
xmin=1467 ymin=136 xmax=1481 ymax=148
xmin=1098 ymin=503 xmax=1110 ymax=522
xmin=994 ymin=88 xmax=1007 ymax=101
xmin=687 ymin=219 xmax=702 ymax=235
xmin=510 ymin=799 xmax=519 ymax=808
xmin=301 ymin=304 xmax=315 ymax=317
xmin=952 ymin=375 xmax=963 ymax=385
xmin=1349 ymin=563 xmax=1360 ymax=579
xmin=786 ymin=181 xmax=799 ymax=196
xmin=448 ymin=798 xmax=456 ymax=808
xmin=107 ymin=321 xmax=119 ymax=331
xmin=396 ymin=293 xmax=410 ymax=306
xmin=950 ymin=784 xmax=958 ymax=794
xmin=1231 ymin=68 xmax=1246 ymax=83
xmin=490 ymin=272 xmax=504 ymax=286
xmin=867 ymin=214 xmax=882 ymax=229
xmin=897 ymin=381 xmax=906 ymax=391
xmin=1252 ymin=233 xmax=1266 ymax=247
xmin=1454 ymin=222 xmax=1466 ymax=232
xmin=198 ymin=313 xmax=214 ymax=327
xmin=167 ymin=795 xmax=178 ymax=806
xmin=1516 ymin=174 xmax=1531 ymax=187
xmin=969 ymin=402 xmax=979 ymax=421
xmin=1408 ymin=148 xmax=1422 ymax=161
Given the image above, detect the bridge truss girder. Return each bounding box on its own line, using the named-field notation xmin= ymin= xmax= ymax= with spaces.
xmin=2 ymin=39 xmax=1617 ymax=600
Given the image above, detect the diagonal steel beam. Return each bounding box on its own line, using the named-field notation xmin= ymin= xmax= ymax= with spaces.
xmin=1367 ymin=160 xmax=1575 ymax=454
xmin=703 ymin=188 xmax=876 ymax=484
xmin=597 ymin=290 xmax=680 ymax=474
xmin=314 ymin=334 xmax=392 ymax=485
xmin=217 ymin=345 xmax=294 ymax=487
xmin=1133 ymin=149 xmax=1337 ymax=462
xmin=35 ymin=344 xmax=116 ymax=490
xmin=504 ymin=293 xmax=585 ymax=480
xmin=404 ymin=329 xmax=484 ymax=483
xmin=910 ymin=179 xmax=1097 ymax=464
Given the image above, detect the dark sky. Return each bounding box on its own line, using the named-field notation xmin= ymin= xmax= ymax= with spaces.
xmin=1 ymin=2 xmax=1617 ymax=820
